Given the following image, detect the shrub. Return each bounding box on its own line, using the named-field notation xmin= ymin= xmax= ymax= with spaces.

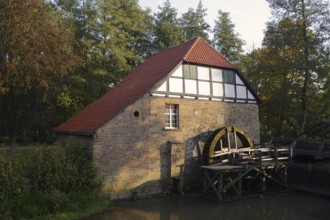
xmin=0 ymin=141 xmax=103 ymax=219
xmin=0 ymin=153 xmax=30 ymax=202
xmin=25 ymin=142 xmax=100 ymax=193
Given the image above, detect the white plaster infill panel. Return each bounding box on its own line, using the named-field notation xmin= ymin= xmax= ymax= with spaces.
xmin=236 ymin=85 xmax=247 ymax=99
xmin=248 ymin=90 xmax=254 ymax=99
xmin=212 ymin=82 xmax=224 ymax=97
xmin=236 ymin=74 xmax=244 ymax=85
xmin=198 ymin=66 xmax=209 ymax=80
xmin=198 ymin=81 xmax=210 ymax=96
xmin=156 ymin=80 xmax=167 ymax=92
xmin=224 ymin=84 xmax=235 ymax=98
xmin=185 ymin=79 xmax=197 ymax=94
xmin=172 ymin=65 xmax=183 ymax=77
xmin=169 ymin=78 xmax=183 ymax=93
xmin=211 ymin=68 xmax=223 ymax=82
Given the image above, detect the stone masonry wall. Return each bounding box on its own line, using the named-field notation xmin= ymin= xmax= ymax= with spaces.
xmin=90 ymin=94 xmax=259 ymax=199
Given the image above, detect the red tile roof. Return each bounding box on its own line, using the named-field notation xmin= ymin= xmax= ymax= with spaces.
xmin=54 ymin=37 xmax=256 ymax=136
xmin=183 ymin=37 xmax=236 ymax=69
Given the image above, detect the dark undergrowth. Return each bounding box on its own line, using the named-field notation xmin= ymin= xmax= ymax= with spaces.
xmin=0 ymin=141 xmax=110 ymax=220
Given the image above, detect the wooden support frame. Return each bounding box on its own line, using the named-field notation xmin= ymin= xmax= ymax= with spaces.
xmin=201 ymin=147 xmax=291 ymax=200
xmin=201 ymin=127 xmax=292 ymax=201
xmin=201 ymin=164 xmax=255 ymax=200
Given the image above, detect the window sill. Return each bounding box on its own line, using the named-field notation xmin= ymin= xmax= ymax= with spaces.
xmin=162 ymin=128 xmax=182 ymax=132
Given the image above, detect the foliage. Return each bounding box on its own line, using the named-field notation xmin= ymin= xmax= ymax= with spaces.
xmin=265 ymin=0 xmax=330 ymax=133
xmin=212 ymin=10 xmax=245 ymax=64
xmin=153 ymin=0 xmax=185 ymax=51
xmin=0 ymin=0 xmax=79 ymax=147
xmin=179 ymin=1 xmax=210 ymax=42
xmin=243 ymin=3 xmax=330 ymax=139
xmin=54 ymin=0 xmax=154 ymax=115
xmin=0 ymin=141 xmax=104 ymax=219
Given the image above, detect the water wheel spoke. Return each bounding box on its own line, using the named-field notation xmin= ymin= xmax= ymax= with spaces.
xmin=202 ymin=127 xmax=253 ymax=165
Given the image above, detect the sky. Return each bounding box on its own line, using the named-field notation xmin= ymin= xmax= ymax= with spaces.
xmin=138 ymin=0 xmax=271 ymax=51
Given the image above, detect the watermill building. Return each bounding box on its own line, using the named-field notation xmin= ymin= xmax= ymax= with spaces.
xmin=55 ymin=37 xmax=261 ymax=199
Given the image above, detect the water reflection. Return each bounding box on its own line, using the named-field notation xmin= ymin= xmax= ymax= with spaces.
xmin=85 ymin=193 xmax=330 ymax=220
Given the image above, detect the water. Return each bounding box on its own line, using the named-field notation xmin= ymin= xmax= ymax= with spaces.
xmin=85 ymin=192 xmax=330 ymax=220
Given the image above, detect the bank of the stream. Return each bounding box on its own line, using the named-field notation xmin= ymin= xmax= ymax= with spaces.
xmin=84 ymin=192 xmax=330 ymax=220
xmin=84 ymin=158 xmax=330 ymax=220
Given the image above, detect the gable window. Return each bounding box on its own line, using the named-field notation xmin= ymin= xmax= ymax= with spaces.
xmin=223 ymin=70 xmax=236 ymax=84
xmin=183 ymin=64 xmax=197 ymax=79
xmin=165 ymin=104 xmax=179 ymax=129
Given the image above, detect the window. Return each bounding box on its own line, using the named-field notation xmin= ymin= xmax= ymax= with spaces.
xmin=165 ymin=104 xmax=179 ymax=129
xmin=183 ymin=64 xmax=197 ymax=79
xmin=223 ymin=70 xmax=236 ymax=84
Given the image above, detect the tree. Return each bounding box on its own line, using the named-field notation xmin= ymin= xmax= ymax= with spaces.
xmin=243 ymin=12 xmax=330 ymax=139
xmin=259 ymin=19 xmax=304 ymax=137
xmin=180 ymin=0 xmax=210 ymax=42
xmin=153 ymin=0 xmax=184 ymax=51
xmin=0 ymin=0 xmax=79 ymax=148
xmin=266 ymin=0 xmax=330 ymax=133
xmin=212 ymin=10 xmax=245 ymax=64
xmin=53 ymin=0 xmax=153 ymax=109
xmin=90 ymin=0 xmax=150 ymax=94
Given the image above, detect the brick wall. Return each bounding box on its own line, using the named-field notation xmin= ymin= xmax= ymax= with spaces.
xmin=69 ymin=95 xmax=260 ymax=199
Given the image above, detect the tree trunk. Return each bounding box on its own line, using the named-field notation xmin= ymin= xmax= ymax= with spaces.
xmin=299 ymin=0 xmax=309 ymax=135
xmin=10 ymin=128 xmax=17 ymax=150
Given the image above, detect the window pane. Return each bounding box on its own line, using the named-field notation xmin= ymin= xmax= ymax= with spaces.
xmin=165 ymin=104 xmax=179 ymax=129
xmin=183 ymin=64 xmax=197 ymax=79
xmin=183 ymin=65 xmax=189 ymax=77
xmin=223 ymin=70 xmax=235 ymax=84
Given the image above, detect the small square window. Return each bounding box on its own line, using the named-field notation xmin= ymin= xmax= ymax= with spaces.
xmin=183 ymin=64 xmax=197 ymax=79
xmin=165 ymin=104 xmax=179 ymax=129
xmin=223 ymin=70 xmax=236 ymax=84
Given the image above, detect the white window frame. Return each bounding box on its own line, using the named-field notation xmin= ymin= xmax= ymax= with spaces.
xmin=165 ymin=104 xmax=179 ymax=129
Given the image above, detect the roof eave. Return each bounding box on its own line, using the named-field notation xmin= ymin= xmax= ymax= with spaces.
xmin=54 ymin=129 xmax=95 ymax=137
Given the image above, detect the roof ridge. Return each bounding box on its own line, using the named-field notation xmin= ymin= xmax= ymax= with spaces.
xmin=151 ymin=38 xmax=197 ymax=58
xmin=183 ymin=37 xmax=200 ymax=60
xmin=186 ymin=37 xmax=234 ymax=66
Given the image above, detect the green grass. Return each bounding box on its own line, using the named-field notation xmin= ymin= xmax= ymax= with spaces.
xmin=0 ymin=194 xmax=110 ymax=220
xmin=42 ymin=197 xmax=110 ymax=220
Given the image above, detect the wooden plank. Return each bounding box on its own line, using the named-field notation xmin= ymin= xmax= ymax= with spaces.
xmin=233 ymin=127 xmax=238 ymax=150
xmin=227 ymin=128 xmax=231 ymax=151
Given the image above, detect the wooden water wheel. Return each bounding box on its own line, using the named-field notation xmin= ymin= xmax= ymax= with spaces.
xmin=202 ymin=127 xmax=254 ymax=165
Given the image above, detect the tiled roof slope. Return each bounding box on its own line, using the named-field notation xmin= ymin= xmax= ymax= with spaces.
xmin=183 ymin=37 xmax=235 ymax=69
xmin=54 ymin=37 xmax=254 ymax=136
